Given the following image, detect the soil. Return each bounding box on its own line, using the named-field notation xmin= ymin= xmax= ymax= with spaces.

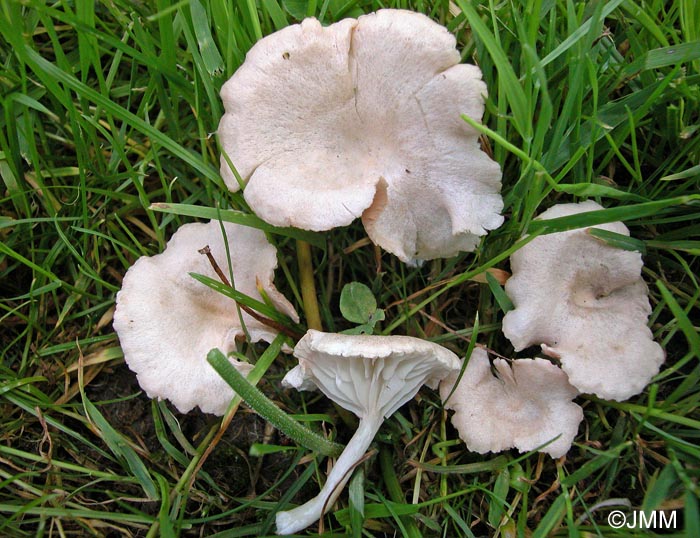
xmin=83 ymin=362 xmax=312 ymax=534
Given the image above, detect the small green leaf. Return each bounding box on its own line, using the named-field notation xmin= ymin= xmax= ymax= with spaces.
xmin=341 ymin=309 xmax=386 ymax=335
xmin=370 ymin=309 xmax=385 ymax=323
xmin=340 ymin=282 xmax=378 ymax=324
xmin=341 ymin=323 xmax=373 ymax=335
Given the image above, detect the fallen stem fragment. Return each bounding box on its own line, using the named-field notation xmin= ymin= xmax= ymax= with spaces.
xmin=297 ymin=239 xmax=323 ymax=331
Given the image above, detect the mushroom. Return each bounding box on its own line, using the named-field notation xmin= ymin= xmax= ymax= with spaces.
xmin=276 ymin=329 xmax=460 ymax=535
xmin=218 ymin=9 xmax=502 ymax=264
xmin=502 ymin=201 xmax=665 ymax=401
xmin=113 ymin=220 xmax=298 ymax=415
xmin=440 ymin=349 xmax=583 ymax=458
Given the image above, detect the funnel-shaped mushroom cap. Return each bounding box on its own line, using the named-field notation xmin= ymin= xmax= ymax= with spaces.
xmin=218 ymin=9 xmax=502 ymax=264
xmin=276 ymin=330 xmax=459 ymax=534
xmin=113 ymin=221 xmax=298 ymax=415
xmin=502 ymin=201 xmax=664 ymax=401
xmin=440 ymin=349 xmax=583 ymax=458
xmin=289 ymin=330 xmax=461 ymax=418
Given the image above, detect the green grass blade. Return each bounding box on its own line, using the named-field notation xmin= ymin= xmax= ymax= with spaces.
xmin=207 ymin=348 xmax=344 ymax=457
xmin=587 ymin=228 xmax=646 ymax=253
xmin=81 ymin=396 xmax=159 ymax=500
xmin=485 ymin=272 xmax=513 ymax=313
xmin=189 ymin=272 xmax=299 ymax=326
xmin=8 ymin=42 xmax=218 ymax=183
xmin=656 ymin=280 xmax=700 ymax=358
xmin=527 ymin=196 xmax=700 ymax=235
xmin=455 ymin=0 xmax=531 ymax=140
xmin=190 ymin=0 xmax=225 ymax=77
xmin=150 ymin=202 xmax=326 ymax=248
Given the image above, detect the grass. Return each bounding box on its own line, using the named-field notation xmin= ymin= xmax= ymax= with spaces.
xmin=1 ymin=0 xmax=698 ymax=536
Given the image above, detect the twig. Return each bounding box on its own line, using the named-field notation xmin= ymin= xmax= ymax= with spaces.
xmin=199 ymin=245 xmax=302 ymax=340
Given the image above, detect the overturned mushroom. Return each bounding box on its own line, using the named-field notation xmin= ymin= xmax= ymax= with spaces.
xmin=113 ymin=221 xmax=298 ymax=415
xmin=440 ymin=349 xmax=583 ymax=458
xmin=502 ymin=201 xmax=664 ymax=401
xmin=277 ymin=330 xmax=460 ymax=535
xmin=218 ymin=9 xmax=502 ymax=264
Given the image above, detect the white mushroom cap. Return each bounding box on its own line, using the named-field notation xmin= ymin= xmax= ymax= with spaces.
xmin=113 ymin=221 xmax=298 ymax=415
xmin=440 ymin=349 xmax=583 ymax=458
xmin=289 ymin=330 xmax=461 ymax=417
xmin=502 ymin=201 xmax=665 ymax=401
xmin=218 ymin=9 xmax=502 ymax=264
xmin=276 ymin=330 xmax=459 ymax=534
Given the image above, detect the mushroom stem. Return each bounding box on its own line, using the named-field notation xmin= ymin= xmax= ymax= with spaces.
xmin=296 ymin=239 xmax=323 ymax=331
xmin=275 ymin=413 xmax=382 ymax=535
